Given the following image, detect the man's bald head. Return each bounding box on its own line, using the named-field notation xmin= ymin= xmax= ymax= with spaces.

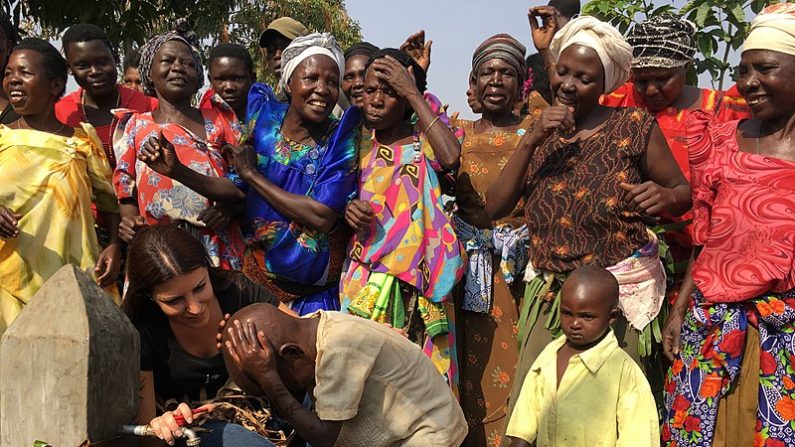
xmin=221 ymin=303 xmax=317 ymax=394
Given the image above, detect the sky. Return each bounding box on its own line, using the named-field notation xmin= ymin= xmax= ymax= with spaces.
xmin=345 ymin=0 xmax=748 ymax=119
xmin=57 ymin=0 xmax=751 ymax=117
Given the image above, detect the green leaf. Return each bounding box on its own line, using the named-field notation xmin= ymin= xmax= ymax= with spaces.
xmin=695 ymin=2 xmax=712 ymax=27
xmin=697 ymin=33 xmax=715 ymax=58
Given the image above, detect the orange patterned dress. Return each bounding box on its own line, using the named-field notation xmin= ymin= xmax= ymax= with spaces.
xmin=454 ymin=100 xmax=545 ymax=447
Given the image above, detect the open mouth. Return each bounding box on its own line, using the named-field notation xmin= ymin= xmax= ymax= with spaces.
xmin=8 ymin=90 xmax=26 ymax=104
xmin=167 ymin=76 xmax=189 ymax=86
xmin=747 ymin=95 xmax=768 ymax=106
xmin=307 ymin=99 xmax=329 ymax=112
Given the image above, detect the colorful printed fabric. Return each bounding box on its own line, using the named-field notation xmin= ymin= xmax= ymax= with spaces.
xmin=662 ymin=289 xmax=795 ymax=447
xmin=199 ymin=88 xmax=244 ymax=135
xmin=55 ymin=85 xmax=158 ymax=167
xmin=601 ymin=83 xmax=750 ymax=270
xmin=455 ymin=216 xmax=529 ymax=313
xmin=605 ymin=231 xmax=667 ymax=331
xmin=346 ymin=271 xmax=448 ymax=337
xmin=522 ymin=236 xmax=665 ymax=345
xmin=0 ymin=124 xmax=120 ymax=332
xmin=340 ymin=124 xmax=465 ymax=304
xmin=230 ymin=83 xmax=360 ymax=289
xmin=112 ymin=95 xmax=244 ymax=270
xmin=687 ymin=112 xmax=795 ymax=303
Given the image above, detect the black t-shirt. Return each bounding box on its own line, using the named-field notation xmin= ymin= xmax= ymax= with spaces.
xmin=137 ymin=271 xmax=278 ymax=403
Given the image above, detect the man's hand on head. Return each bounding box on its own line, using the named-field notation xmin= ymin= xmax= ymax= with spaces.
xmin=224 ymin=319 xmax=280 ymax=390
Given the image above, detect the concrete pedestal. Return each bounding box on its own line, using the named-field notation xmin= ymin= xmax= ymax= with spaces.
xmin=0 ymin=265 xmax=139 ymax=446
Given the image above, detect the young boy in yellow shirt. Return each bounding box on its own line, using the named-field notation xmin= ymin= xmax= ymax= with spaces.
xmin=507 ymin=265 xmax=660 ymax=447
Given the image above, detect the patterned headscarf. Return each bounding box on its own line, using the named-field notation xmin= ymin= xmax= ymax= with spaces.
xmin=550 ymin=16 xmax=632 ymax=94
xmin=278 ymin=32 xmax=345 ymax=93
xmin=138 ymin=19 xmax=204 ymax=96
xmin=471 ymin=34 xmax=528 ymax=89
xmin=627 ymin=14 xmax=697 ymax=70
xmin=743 ymin=3 xmax=795 ymax=57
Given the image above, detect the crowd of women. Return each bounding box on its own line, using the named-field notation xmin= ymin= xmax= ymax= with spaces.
xmin=1 ymin=0 xmax=795 ymax=445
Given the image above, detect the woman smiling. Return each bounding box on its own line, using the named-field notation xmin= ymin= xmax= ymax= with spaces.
xmin=486 ymin=16 xmax=691 ymax=419
xmin=124 ymin=225 xmax=280 ymax=447
xmin=144 ymin=33 xmax=360 ymax=315
xmin=662 ymin=5 xmax=795 ymax=446
xmin=0 ymin=38 xmax=120 ymax=332
xmin=113 ymin=21 xmax=245 ymax=270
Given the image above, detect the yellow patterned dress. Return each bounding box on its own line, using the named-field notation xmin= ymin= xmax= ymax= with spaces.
xmin=0 ymin=124 xmax=119 ymax=332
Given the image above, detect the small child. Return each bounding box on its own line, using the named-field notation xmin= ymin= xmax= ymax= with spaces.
xmin=506 ymin=265 xmax=660 ymax=447
xmin=222 ymin=304 xmax=467 ymax=447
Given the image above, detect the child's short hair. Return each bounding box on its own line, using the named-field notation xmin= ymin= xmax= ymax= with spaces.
xmin=566 ymin=264 xmax=619 ymax=309
xmin=62 ymin=23 xmax=118 ymax=62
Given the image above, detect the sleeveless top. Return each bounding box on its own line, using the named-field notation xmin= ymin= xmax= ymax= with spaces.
xmin=523 ymin=107 xmax=655 ymax=273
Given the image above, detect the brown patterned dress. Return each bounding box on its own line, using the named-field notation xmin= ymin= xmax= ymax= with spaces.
xmin=523 ymin=107 xmax=654 ymax=273
xmin=454 ymin=102 xmax=545 ymax=447
xmin=501 ymin=108 xmax=662 ymax=447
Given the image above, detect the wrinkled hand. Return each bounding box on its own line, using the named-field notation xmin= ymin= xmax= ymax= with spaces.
xmin=400 ymin=30 xmax=432 ymax=72
xmin=662 ymin=305 xmax=687 ymax=362
xmin=345 ymin=199 xmax=375 ymax=231
xmin=224 ymin=144 xmax=258 ymax=180
xmin=531 ymin=105 xmax=575 ymax=141
xmin=94 ymin=242 xmax=121 ymax=288
xmin=0 ymin=206 xmax=21 ymax=239
xmin=528 ymin=6 xmax=560 ymax=51
xmin=225 ymin=319 xmax=278 ymax=380
xmin=199 ymin=205 xmax=234 ymax=232
xmin=139 ymin=131 xmax=181 ymax=177
xmin=371 ymin=56 xmax=421 ymax=100
xmin=149 ymin=402 xmax=214 ymax=445
xmin=119 ymin=215 xmax=147 ymax=243
xmin=619 ymin=181 xmax=675 ymax=215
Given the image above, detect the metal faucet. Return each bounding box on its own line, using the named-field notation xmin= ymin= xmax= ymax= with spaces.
xmin=121 ymin=424 xmax=201 ymax=446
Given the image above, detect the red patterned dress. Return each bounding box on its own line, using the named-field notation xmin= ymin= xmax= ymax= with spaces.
xmin=113 ymin=99 xmax=245 ymax=270
xmin=662 ymin=112 xmax=795 ymax=447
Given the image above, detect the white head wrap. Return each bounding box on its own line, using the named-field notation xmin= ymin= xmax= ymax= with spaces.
xmin=742 ymin=3 xmax=795 ymax=57
xmin=549 ymin=16 xmax=632 ymax=94
xmin=278 ymin=32 xmax=345 ymax=93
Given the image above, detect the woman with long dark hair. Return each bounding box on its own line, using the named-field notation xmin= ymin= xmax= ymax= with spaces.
xmin=124 ymin=224 xmax=283 ymax=446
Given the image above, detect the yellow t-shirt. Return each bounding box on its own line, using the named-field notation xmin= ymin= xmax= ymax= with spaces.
xmin=313 ymin=311 xmax=467 ymax=447
xmin=506 ymin=329 xmax=660 ymax=447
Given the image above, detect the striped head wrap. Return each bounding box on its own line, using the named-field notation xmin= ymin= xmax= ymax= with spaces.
xmin=138 ymin=19 xmax=204 ymax=97
xmin=278 ymin=32 xmax=345 ymax=94
xmin=627 ymin=14 xmax=697 ymax=70
xmin=471 ymin=34 xmax=528 ymax=90
xmin=743 ymin=3 xmax=795 ymax=57
xmin=550 ymin=16 xmax=632 ymax=94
